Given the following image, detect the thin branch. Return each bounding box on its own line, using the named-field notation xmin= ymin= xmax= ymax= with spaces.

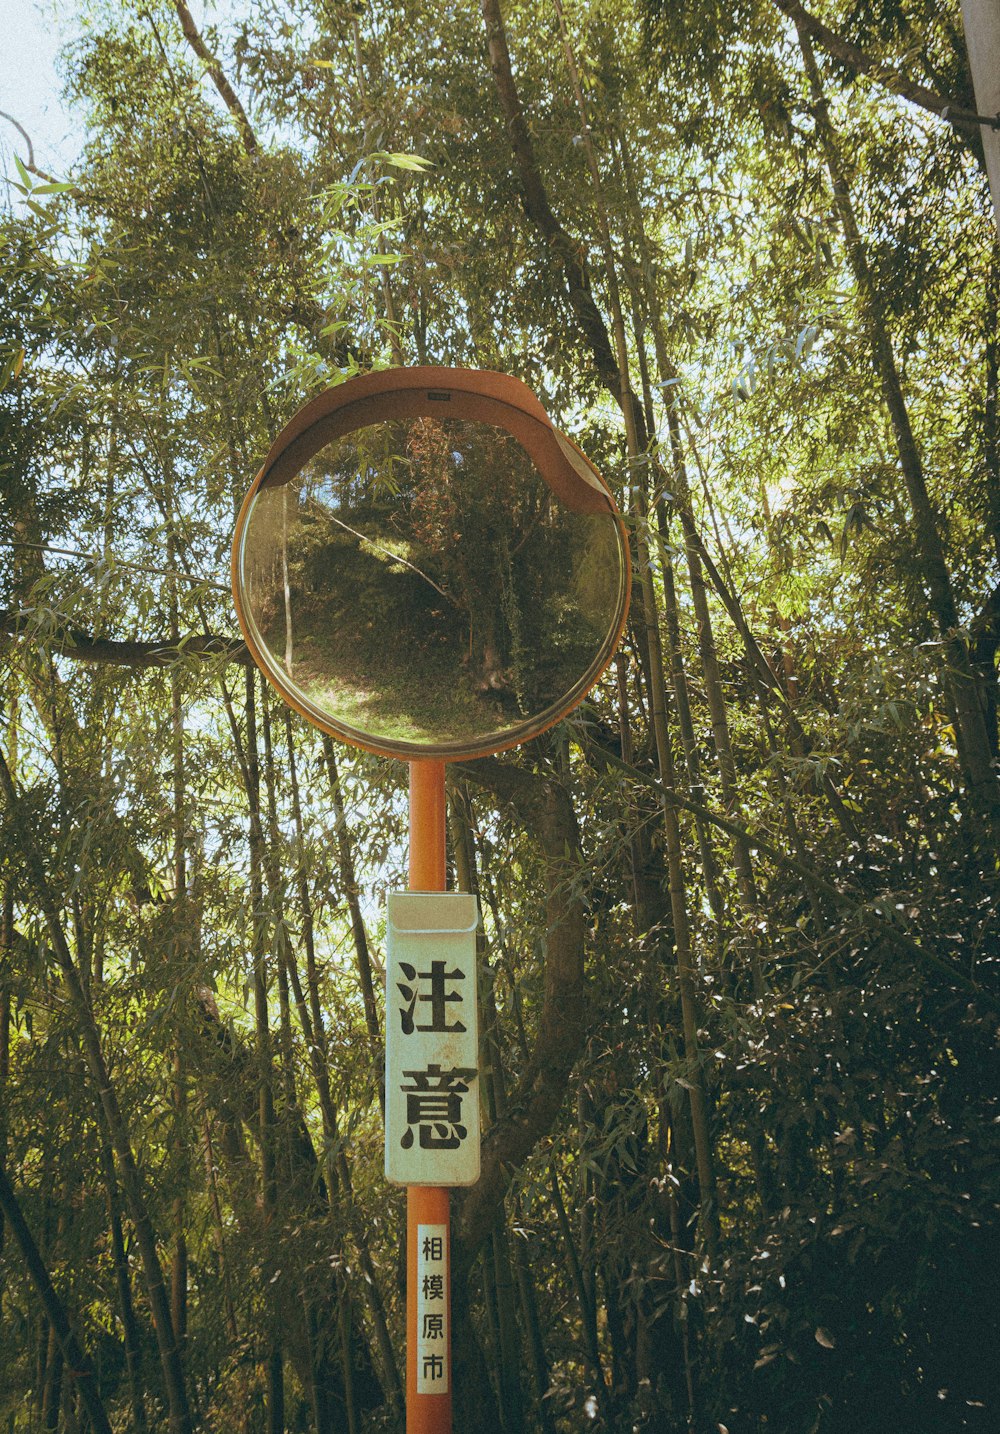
xmin=322 ymin=515 xmax=455 ymax=602
xmin=771 ymin=0 xmax=1000 ymax=134
xmin=0 ymin=110 xmax=58 ymax=183
xmin=5 ymin=540 xmax=231 ymax=593
xmin=171 ymin=0 xmax=258 ymax=154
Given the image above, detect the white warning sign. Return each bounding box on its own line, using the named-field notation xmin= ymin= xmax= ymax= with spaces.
xmin=385 ymin=892 xmax=480 ymax=1187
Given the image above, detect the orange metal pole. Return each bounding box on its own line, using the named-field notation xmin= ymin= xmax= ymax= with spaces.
xmin=409 ymin=761 xmax=447 ymax=891
xmin=407 ymin=760 xmax=451 ymax=1434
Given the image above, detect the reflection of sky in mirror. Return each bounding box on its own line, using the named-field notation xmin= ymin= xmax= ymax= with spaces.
xmin=306 ymin=474 xmax=342 ymax=510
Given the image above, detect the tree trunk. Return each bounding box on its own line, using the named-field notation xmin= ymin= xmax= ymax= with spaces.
xmin=169 ymin=580 xmax=189 ymax=1354
xmin=797 ymin=24 xmax=1000 ymax=825
xmin=0 ymin=1161 xmax=114 ymax=1434
xmin=321 ymin=738 xmax=383 ymax=1075
xmin=555 ymin=0 xmax=722 ymax=1253
xmin=451 ymin=788 xmax=557 ymax=1433
xmin=549 ymin=1166 xmax=606 ymax=1391
xmin=479 ymin=0 xmax=621 ymax=395
xmin=0 ymin=744 xmax=192 ymax=1434
xmin=202 ymin=1116 xmax=239 ymax=1341
xmin=41 ymin=1316 xmax=63 ymax=1432
xmin=509 ymin=1193 xmax=558 ymax=1434
xmin=243 ymin=673 xmax=284 ymax=1433
xmin=98 ymin=1142 xmax=147 ymax=1430
xmin=0 ymin=875 xmax=11 ymax=1278
xmin=262 ymin=703 xmax=365 ymax=1434
xmin=285 ymin=723 xmax=402 ymax=1420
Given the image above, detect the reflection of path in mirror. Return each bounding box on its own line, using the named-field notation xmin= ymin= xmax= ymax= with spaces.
xmin=244 ymin=418 xmax=621 ymax=748
xmin=264 ymin=519 xmax=516 ymax=747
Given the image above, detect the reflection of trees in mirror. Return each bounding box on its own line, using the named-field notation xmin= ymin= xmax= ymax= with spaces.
xmin=243 ymin=418 xmax=620 ymax=747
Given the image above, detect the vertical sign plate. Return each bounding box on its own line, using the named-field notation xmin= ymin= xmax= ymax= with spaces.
xmin=385 ymin=891 xmax=480 ymax=1187
xmin=416 ymin=1223 xmax=449 ymax=1393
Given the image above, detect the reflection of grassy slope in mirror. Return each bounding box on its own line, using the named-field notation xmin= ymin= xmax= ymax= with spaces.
xmin=280 ymin=506 xmax=518 ymax=745
xmin=254 ymin=478 xmax=526 ymax=744
xmin=244 ymin=419 xmax=619 ymax=747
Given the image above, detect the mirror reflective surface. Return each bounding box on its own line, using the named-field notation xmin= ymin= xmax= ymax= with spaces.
xmin=236 ymin=417 xmax=627 ymax=757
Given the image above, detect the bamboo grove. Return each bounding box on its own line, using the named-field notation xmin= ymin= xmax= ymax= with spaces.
xmin=1 ymin=0 xmax=998 ymax=1430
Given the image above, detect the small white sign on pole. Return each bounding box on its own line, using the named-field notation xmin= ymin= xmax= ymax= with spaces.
xmin=385 ymin=891 xmax=480 ymax=1187
xmin=415 ymin=1223 xmax=449 ymax=1393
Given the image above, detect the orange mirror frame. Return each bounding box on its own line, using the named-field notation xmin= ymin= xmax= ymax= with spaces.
xmin=231 ymin=367 xmax=631 ymax=760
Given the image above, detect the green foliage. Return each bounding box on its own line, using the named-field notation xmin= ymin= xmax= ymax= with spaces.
xmin=1 ymin=0 xmax=998 ymax=1430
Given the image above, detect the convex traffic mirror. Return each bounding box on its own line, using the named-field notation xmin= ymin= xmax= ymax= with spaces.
xmin=232 ymin=368 xmax=630 ymax=760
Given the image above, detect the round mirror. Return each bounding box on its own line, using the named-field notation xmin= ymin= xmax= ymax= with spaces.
xmin=232 ymin=372 xmax=629 ymax=759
